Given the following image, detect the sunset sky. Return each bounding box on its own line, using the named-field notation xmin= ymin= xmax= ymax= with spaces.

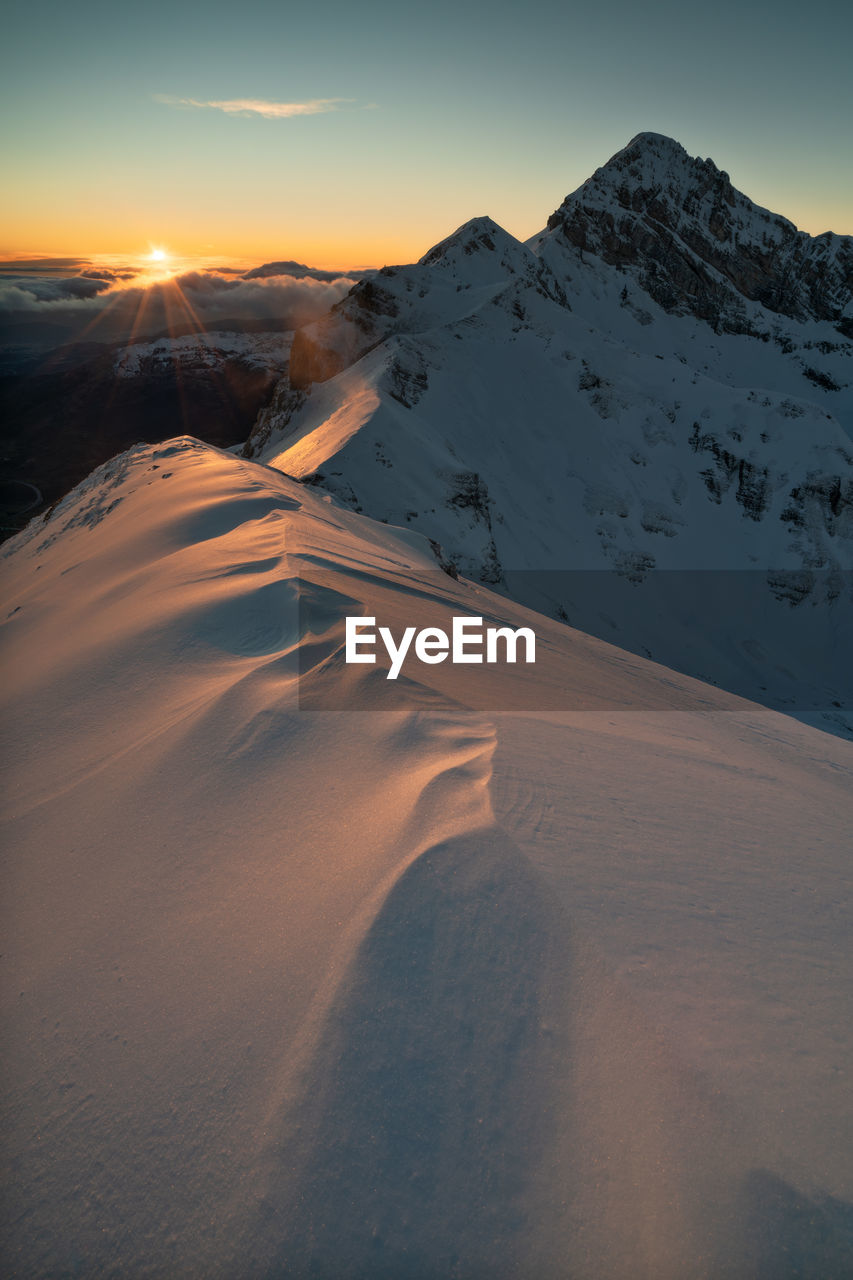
xmin=2 ymin=0 xmax=851 ymax=269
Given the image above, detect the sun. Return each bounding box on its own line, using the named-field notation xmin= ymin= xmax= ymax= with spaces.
xmin=141 ymin=245 xmax=177 ymax=280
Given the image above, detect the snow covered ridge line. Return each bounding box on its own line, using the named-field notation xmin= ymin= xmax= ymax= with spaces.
xmin=346 ymin=615 xmax=535 ymax=680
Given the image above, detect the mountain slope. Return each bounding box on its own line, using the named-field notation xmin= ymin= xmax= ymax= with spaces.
xmin=244 ymin=135 xmax=853 ymax=731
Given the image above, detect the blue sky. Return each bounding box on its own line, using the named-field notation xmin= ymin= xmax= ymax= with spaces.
xmin=2 ymin=0 xmax=851 ymax=265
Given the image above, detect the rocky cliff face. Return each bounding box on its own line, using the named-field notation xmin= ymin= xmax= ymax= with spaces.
xmin=536 ymin=132 xmax=853 ymax=337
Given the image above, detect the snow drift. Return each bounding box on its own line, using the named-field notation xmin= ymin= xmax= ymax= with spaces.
xmin=2 ymin=438 xmax=852 ymax=1276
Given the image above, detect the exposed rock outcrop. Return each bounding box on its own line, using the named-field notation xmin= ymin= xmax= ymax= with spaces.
xmin=538 ymin=132 xmax=853 ymax=336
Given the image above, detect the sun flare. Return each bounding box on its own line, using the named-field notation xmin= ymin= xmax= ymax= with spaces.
xmin=139 ymin=244 xmax=179 ymax=282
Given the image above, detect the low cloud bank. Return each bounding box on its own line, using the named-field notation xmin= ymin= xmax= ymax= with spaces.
xmin=0 ymin=260 xmax=366 ymax=346
xmin=1 ymin=275 xmax=114 ymax=305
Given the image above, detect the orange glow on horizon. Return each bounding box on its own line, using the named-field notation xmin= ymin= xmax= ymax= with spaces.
xmin=3 ymin=201 xmax=848 ymax=278
xmin=5 ymin=184 xmax=846 ymax=275
xmin=2 ymin=186 xmax=849 ymax=287
xmin=0 ymin=222 xmax=417 ymax=276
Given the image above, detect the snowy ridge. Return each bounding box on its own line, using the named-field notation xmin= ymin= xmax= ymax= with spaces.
xmin=2 ymin=438 xmax=852 ymax=1274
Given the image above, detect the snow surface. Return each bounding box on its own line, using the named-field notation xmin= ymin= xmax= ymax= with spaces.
xmin=114 ymin=330 xmax=292 ymax=378
xmin=2 ymin=438 xmax=852 ymax=1277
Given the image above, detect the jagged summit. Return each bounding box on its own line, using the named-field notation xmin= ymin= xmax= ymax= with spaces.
xmin=624 ymin=130 xmax=690 ymax=149
xmin=612 ymin=130 xmax=724 ymax=173
xmin=418 ymin=215 xmax=509 ymax=265
xmin=549 ymin=131 xmax=769 ymax=244
xmin=597 ymin=131 xmax=710 ymax=182
xmin=413 ymin=215 xmax=542 ymax=286
xmin=536 ymin=132 xmax=853 ymax=333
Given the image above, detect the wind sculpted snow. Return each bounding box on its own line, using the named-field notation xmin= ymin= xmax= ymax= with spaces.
xmin=2 ymin=439 xmax=852 ymax=1276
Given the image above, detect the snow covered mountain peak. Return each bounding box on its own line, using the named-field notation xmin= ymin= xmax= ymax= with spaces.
xmin=418 ymin=216 xmax=531 ymax=272
xmin=277 ymin=215 xmax=565 ymax=398
xmin=536 ymin=132 xmax=853 ymax=335
xmin=243 ymin=132 xmax=852 ymax=732
xmin=564 ymin=129 xmax=745 ymax=229
xmin=602 ymin=129 xmax=728 ymax=180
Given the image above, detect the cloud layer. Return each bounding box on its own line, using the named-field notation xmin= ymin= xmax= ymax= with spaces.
xmin=0 ymin=261 xmax=366 ymax=348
